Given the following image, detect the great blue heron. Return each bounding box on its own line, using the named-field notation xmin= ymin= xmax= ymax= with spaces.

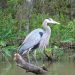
xmin=19 ymin=18 xmax=60 ymax=62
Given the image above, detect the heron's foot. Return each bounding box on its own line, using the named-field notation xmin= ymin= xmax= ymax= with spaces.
xmin=41 ymin=64 xmax=48 ymax=71
xmin=28 ymin=59 xmax=31 ymax=64
xmin=35 ymin=59 xmax=39 ymax=66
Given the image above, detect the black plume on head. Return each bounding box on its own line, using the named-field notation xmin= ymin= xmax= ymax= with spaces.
xmin=48 ymin=18 xmax=52 ymax=21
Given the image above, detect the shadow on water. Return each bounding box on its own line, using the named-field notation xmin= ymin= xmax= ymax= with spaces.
xmin=0 ymin=61 xmax=75 ymax=75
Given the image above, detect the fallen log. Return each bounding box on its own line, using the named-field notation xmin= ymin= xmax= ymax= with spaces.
xmin=14 ymin=53 xmax=48 ymax=74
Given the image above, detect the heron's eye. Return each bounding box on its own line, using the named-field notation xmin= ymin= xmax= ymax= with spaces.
xmin=48 ymin=18 xmax=52 ymax=21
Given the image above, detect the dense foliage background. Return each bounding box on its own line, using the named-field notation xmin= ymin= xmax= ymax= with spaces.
xmin=0 ymin=0 xmax=75 ymax=61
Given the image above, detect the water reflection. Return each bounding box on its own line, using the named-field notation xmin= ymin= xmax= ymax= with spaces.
xmin=0 ymin=61 xmax=75 ymax=75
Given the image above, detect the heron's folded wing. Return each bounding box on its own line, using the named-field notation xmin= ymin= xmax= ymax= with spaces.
xmin=19 ymin=29 xmax=44 ymax=54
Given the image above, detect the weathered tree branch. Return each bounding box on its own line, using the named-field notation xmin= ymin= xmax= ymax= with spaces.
xmin=14 ymin=53 xmax=47 ymax=74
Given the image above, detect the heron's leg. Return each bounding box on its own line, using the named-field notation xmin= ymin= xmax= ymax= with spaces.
xmin=27 ymin=48 xmax=31 ymax=63
xmin=27 ymin=51 xmax=30 ymax=63
xmin=31 ymin=50 xmax=38 ymax=65
xmin=34 ymin=50 xmax=38 ymax=65
xmin=42 ymin=45 xmax=46 ymax=63
xmin=39 ymin=48 xmax=44 ymax=61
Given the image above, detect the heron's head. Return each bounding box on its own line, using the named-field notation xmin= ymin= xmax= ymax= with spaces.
xmin=44 ymin=18 xmax=60 ymax=25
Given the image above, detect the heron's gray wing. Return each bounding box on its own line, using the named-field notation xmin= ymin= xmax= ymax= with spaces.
xmin=19 ymin=28 xmax=44 ymax=55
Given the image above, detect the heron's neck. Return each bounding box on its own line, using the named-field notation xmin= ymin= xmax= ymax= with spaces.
xmin=42 ymin=22 xmax=51 ymax=34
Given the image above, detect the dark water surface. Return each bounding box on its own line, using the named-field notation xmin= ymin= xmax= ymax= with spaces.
xmin=0 ymin=61 xmax=75 ymax=75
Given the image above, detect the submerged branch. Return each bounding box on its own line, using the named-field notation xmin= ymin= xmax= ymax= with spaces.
xmin=14 ymin=53 xmax=47 ymax=74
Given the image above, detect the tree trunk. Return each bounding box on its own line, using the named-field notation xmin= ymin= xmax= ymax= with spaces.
xmin=0 ymin=0 xmax=8 ymax=9
xmin=71 ymin=0 xmax=75 ymax=19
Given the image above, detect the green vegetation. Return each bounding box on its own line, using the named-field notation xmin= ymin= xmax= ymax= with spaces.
xmin=0 ymin=0 xmax=75 ymax=61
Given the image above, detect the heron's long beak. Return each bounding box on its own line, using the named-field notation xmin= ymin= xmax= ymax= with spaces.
xmin=49 ymin=18 xmax=60 ymax=24
xmin=53 ymin=21 xmax=60 ymax=24
xmin=50 ymin=20 xmax=60 ymax=24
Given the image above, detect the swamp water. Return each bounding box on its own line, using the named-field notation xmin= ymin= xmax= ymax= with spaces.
xmin=0 ymin=61 xmax=75 ymax=75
